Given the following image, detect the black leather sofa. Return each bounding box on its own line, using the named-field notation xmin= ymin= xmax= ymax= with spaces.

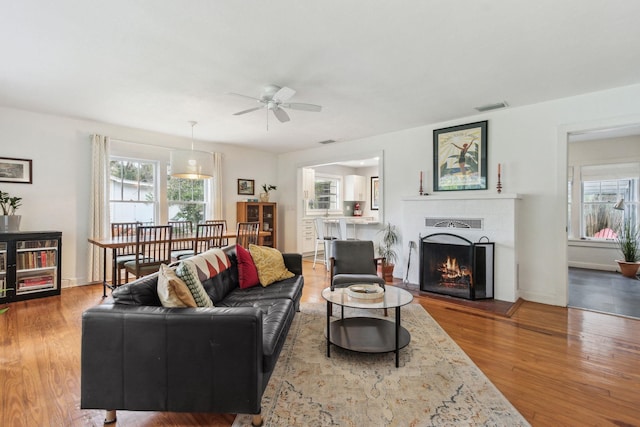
xmin=81 ymin=245 xmax=304 ymax=426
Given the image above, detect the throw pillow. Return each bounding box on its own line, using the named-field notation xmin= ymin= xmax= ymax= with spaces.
xmin=248 ymin=244 xmax=295 ymax=287
xmin=236 ymin=244 xmax=260 ymax=289
xmin=157 ymin=264 xmax=197 ymax=308
xmin=176 ymin=262 xmax=214 ymax=308
xmin=176 ymin=248 xmax=230 ymax=307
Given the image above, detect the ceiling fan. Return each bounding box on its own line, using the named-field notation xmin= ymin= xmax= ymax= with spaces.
xmin=229 ymin=84 xmax=322 ymax=128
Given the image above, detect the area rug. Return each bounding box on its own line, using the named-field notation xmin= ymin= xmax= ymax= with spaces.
xmin=233 ymin=303 xmax=529 ymax=426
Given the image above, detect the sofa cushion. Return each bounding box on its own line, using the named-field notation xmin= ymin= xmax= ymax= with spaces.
xmin=111 ymin=272 xmax=162 ymax=306
xmin=219 ymin=275 xmax=304 ymax=309
xmin=157 ymin=264 xmax=197 ymax=308
xmin=175 ymin=248 xmax=230 ymax=308
xmin=236 ymin=244 xmax=260 ymax=289
xmin=251 ymin=299 xmax=295 ymax=373
xmin=249 ymin=244 xmax=295 ymax=286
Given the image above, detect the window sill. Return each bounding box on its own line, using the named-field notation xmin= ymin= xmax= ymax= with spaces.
xmin=568 ymin=238 xmax=618 ymax=249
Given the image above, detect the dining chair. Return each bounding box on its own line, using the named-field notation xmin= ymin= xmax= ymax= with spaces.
xmin=205 ymin=219 xmax=229 ymax=246
xmin=177 ymin=222 xmax=225 ymax=260
xmin=313 ymin=217 xmax=337 ymax=271
xmin=110 ymin=221 xmax=140 ymax=286
xmin=169 ymin=220 xmax=193 ymax=260
xmin=236 ymin=222 xmax=260 ymax=247
xmin=123 ymin=225 xmax=173 ymax=282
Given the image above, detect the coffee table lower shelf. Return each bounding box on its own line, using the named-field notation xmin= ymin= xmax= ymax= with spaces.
xmin=326 ymin=317 xmax=411 ymax=354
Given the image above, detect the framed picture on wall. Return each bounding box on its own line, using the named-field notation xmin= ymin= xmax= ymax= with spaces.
xmin=433 ymin=120 xmax=488 ymax=191
xmin=0 ymin=157 xmax=32 ymax=184
xmin=371 ymin=176 xmax=379 ymax=210
xmin=237 ymin=179 xmax=255 ymax=195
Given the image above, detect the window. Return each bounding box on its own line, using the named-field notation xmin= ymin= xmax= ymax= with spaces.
xmin=110 ymin=158 xmax=157 ymax=223
xmin=307 ymin=174 xmax=341 ymax=212
xmin=167 ymin=175 xmax=207 ymax=224
xmin=109 ymin=147 xmax=216 ymax=225
xmin=580 ymin=163 xmax=639 ymax=239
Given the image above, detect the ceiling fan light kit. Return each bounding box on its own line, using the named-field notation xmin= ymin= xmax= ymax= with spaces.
xmin=230 ymin=84 xmax=322 ymax=129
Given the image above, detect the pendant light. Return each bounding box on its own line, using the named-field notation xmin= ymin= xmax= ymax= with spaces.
xmin=170 ymin=121 xmax=214 ymax=179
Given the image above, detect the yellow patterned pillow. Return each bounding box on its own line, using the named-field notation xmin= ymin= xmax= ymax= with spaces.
xmin=248 ymin=244 xmax=295 ymax=286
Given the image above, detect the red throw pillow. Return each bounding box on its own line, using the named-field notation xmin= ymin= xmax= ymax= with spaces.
xmin=236 ymin=244 xmax=260 ymax=289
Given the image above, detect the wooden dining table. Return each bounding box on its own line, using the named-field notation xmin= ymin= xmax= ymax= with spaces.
xmin=88 ymin=231 xmax=269 ymax=297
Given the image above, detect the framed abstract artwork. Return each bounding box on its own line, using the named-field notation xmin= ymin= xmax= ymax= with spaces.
xmin=0 ymin=157 xmax=32 ymax=184
xmin=433 ymin=121 xmax=488 ymax=191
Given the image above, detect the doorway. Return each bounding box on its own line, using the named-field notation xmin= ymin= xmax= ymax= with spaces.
xmin=566 ymin=124 xmax=640 ymax=318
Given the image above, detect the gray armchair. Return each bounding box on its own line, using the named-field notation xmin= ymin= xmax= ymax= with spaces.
xmin=329 ymin=240 xmax=387 ymax=317
xmin=329 ymin=240 xmax=386 ymax=290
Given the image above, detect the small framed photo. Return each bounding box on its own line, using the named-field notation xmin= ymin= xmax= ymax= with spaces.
xmin=237 ymin=178 xmax=255 ymax=195
xmin=433 ymin=121 xmax=488 ymax=191
xmin=371 ymin=176 xmax=379 ymax=210
xmin=0 ymin=157 xmax=33 ymax=184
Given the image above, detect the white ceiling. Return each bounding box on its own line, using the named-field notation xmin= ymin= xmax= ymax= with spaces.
xmin=2 ymin=0 xmax=640 ymax=153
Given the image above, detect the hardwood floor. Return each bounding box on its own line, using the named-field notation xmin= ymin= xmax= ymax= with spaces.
xmin=1 ymin=260 xmax=639 ymax=426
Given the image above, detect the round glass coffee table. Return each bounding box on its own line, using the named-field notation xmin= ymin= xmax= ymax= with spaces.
xmin=321 ymin=285 xmax=414 ymax=367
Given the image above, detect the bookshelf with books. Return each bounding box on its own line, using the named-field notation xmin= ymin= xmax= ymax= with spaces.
xmin=0 ymin=231 xmax=62 ymax=303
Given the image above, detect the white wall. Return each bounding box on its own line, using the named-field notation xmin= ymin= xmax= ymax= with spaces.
xmin=277 ymin=83 xmax=640 ymax=307
xmin=0 ymin=106 xmax=278 ymax=287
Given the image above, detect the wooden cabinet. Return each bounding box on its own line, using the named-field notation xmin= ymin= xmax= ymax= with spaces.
xmin=301 ymin=218 xmax=316 ymax=254
xmin=344 ymin=175 xmax=366 ymax=201
xmin=237 ymin=202 xmax=277 ymax=248
xmin=0 ymin=231 xmax=62 ymax=303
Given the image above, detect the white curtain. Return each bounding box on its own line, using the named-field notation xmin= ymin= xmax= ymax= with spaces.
xmin=209 ymin=152 xmax=223 ymax=220
xmin=88 ymin=134 xmax=111 ymax=282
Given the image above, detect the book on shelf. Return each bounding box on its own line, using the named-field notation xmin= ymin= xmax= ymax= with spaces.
xmin=19 ymin=275 xmax=55 ymax=288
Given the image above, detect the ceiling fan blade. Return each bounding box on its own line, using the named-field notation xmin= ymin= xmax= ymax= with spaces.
xmin=272 ymin=107 xmax=290 ymax=123
xmin=282 ymin=102 xmax=322 ymax=112
xmin=233 ymin=106 xmax=263 ymax=116
xmin=227 ymin=92 xmax=262 ymax=102
xmin=272 ymin=86 xmax=296 ymax=103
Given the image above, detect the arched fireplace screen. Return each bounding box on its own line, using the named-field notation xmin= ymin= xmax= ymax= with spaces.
xmin=419 ymin=233 xmax=494 ymax=300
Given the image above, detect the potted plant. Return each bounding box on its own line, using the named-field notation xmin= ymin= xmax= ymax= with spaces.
xmin=376 ymin=221 xmax=400 ymax=283
xmin=0 ymin=190 xmax=22 ymax=232
xmin=260 ymin=184 xmax=277 ymax=202
xmin=615 ymin=216 xmax=640 ymax=278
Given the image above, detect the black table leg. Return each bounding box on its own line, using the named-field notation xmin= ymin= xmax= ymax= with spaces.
xmin=395 ymin=307 xmax=401 ymax=368
xmin=326 ymin=301 xmax=331 ymax=357
xmin=102 ymin=248 xmax=108 ymax=297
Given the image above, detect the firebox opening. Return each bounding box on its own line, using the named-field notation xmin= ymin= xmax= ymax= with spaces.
xmin=419 ymin=233 xmax=494 ymax=300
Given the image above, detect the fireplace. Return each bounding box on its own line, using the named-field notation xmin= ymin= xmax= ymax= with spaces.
xmin=419 ymin=233 xmax=494 ymax=300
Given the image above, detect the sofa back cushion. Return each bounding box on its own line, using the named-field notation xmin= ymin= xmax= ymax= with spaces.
xmin=111 ymin=272 xmax=163 ymax=306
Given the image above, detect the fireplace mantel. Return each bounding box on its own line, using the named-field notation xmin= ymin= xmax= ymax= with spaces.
xmin=401 ymin=193 xmax=521 ymax=302
xmin=402 ymin=192 xmax=520 ymax=202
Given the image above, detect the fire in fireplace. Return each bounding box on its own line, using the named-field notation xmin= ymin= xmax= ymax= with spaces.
xmin=419 ymin=233 xmax=494 ymax=300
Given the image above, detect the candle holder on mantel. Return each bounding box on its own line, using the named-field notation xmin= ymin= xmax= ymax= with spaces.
xmin=497 ymin=174 xmax=502 ymax=193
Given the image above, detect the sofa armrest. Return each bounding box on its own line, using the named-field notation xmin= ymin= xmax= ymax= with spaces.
xmin=282 ymin=253 xmax=303 ymax=275
xmin=81 ymin=304 xmax=264 ymax=415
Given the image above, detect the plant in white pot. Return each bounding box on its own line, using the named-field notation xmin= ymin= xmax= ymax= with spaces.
xmin=0 ymin=190 xmax=22 ymax=232
xmin=376 ymin=222 xmax=400 ymax=283
xmin=260 ymin=184 xmax=277 ymax=202
xmin=615 ymin=215 xmax=640 ymax=278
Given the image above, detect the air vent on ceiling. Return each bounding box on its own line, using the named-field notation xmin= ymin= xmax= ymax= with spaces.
xmin=318 ymin=139 xmax=337 ymax=145
xmin=475 ymin=101 xmax=509 ymax=112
